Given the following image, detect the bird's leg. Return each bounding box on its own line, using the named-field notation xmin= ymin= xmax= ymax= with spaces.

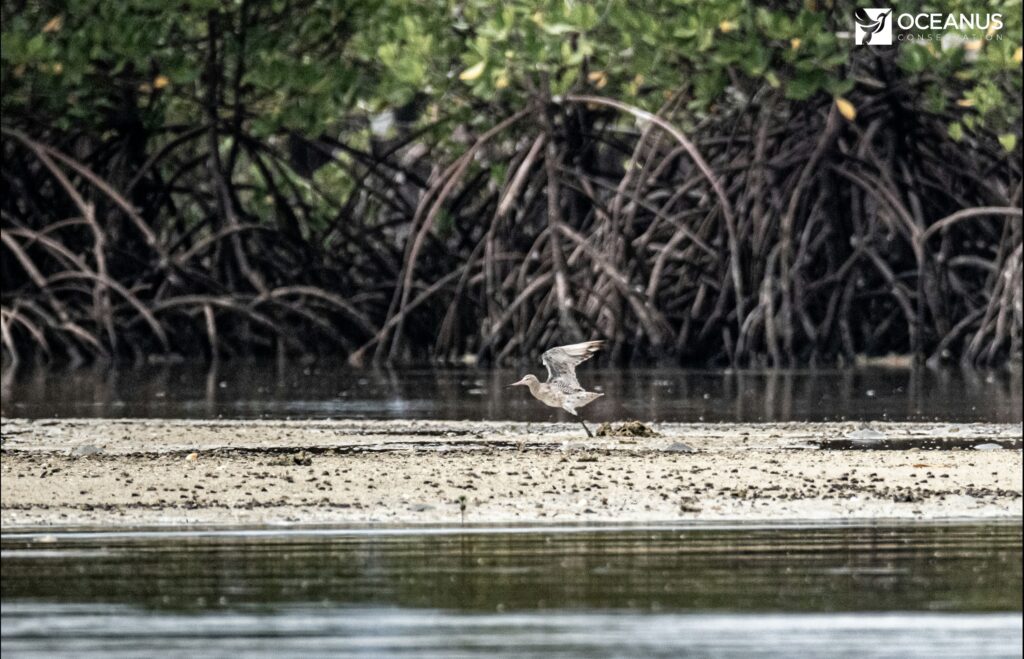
xmin=579 ymin=419 xmax=594 ymax=438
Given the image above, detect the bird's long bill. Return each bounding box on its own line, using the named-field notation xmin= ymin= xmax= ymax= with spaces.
xmin=508 ymin=377 xmax=529 ymax=387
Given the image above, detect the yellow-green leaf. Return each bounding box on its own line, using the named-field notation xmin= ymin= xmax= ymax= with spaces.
xmin=998 ymin=134 xmax=1017 ymax=152
xmin=459 ymin=60 xmax=486 ymax=82
xmin=42 ymin=15 xmax=63 ymax=33
xmin=835 ymin=97 xmax=856 ymax=121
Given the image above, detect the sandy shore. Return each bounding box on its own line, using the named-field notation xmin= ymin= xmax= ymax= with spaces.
xmin=1 ymin=418 xmax=1021 ymax=528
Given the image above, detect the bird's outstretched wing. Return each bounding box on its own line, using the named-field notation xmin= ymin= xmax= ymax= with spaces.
xmin=542 ymin=340 xmax=604 ymax=391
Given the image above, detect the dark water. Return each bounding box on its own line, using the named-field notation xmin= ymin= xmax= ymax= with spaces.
xmin=2 ymin=362 xmax=1020 ymax=422
xmin=1 ymin=523 xmax=1021 ymax=658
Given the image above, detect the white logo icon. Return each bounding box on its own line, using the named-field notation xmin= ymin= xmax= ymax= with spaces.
xmin=855 ymin=8 xmax=893 ymax=45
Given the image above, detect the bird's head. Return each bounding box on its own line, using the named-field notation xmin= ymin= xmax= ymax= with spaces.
xmin=509 ymin=374 xmax=539 ymax=387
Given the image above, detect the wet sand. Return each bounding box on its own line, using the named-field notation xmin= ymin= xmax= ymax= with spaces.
xmin=1 ymin=418 xmax=1021 ymax=528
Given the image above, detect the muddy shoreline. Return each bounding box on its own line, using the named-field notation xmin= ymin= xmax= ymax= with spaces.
xmin=2 ymin=418 xmax=1021 ymax=528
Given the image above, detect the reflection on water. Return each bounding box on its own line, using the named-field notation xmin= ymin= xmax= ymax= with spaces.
xmin=1 ymin=524 xmax=1021 ymax=658
xmin=2 ymin=361 xmax=1021 ymax=422
xmin=1 ymin=607 xmax=1019 ymax=658
xmin=2 ymin=524 xmax=1021 ymax=612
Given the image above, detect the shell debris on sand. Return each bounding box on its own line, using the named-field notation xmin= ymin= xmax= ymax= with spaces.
xmin=0 ymin=418 xmax=1021 ymax=528
xmin=595 ymin=421 xmax=660 ymax=437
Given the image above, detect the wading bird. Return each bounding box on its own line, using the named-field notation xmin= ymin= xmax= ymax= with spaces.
xmin=510 ymin=340 xmax=605 ymax=437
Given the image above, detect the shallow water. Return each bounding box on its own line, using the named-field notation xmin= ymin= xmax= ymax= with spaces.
xmin=2 ymin=523 xmax=1021 ymax=658
xmin=2 ymin=362 xmax=1020 ymax=423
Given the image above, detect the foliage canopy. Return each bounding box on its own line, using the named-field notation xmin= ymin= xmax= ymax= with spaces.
xmin=1 ymin=1 xmax=1021 ymax=366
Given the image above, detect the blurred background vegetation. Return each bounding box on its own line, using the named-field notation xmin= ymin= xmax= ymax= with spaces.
xmin=2 ymin=0 xmax=1021 ymax=367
